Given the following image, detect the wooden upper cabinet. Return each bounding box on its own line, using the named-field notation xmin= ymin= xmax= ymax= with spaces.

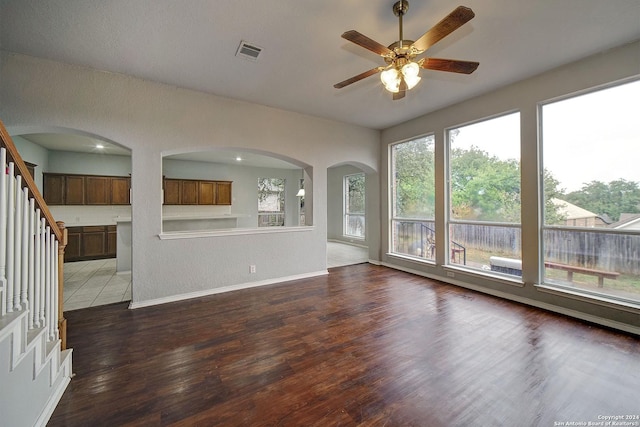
xmin=198 ymin=181 xmax=216 ymax=205
xmin=181 ymin=180 xmax=199 ymax=205
xmin=65 ymin=175 xmax=86 ymax=205
xmin=163 ymin=179 xmax=181 ymax=205
xmin=111 ymin=177 xmax=131 ymax=205
xmin=43 ymin=173 xmax=131 ymax=205
xmin=163 ymin=178 xmax=232 ymax=205
xmin=43 ymin=174 xmax=65 ymax=205
xmin=85 ymin=176 xmax=110 ymax=205
xmin=216 ymin=181 xmax=232 ymax=205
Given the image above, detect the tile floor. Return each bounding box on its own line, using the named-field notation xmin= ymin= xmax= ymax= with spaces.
xmin=327 ymin=241 xmax=369 ymax=268
xmin=63 ymin=242 xmax=368 ymax=311
xmin=63 ymin=258 xmax=131 ymax=311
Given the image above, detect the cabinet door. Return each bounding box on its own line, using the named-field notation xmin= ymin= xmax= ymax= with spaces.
xmin=111 ymin=177 xmax=130 ymax=204
xmin=181 ymin=180 xmax=198 ymax=204
xmin=65 ymin=176 xmax=85 ymax=205
xmin=82 ymin=226 xmax=107 ymax=257
xmin=64 ymin=227 xmax=82 ymax=262
xmin=164 ymin=179 xmax=181 ymax=205
xmin=43 ymin=174 xmax=65 ymax=205
xmin=107 ymin=226 xmax=117 ymax=257
xmin=198 ymin=181 xmax=216 ymax=205
xmin=216 ymin=181 xmax=232 ymax=205
xmin=85 ymin=176 xmax=110 ymax=205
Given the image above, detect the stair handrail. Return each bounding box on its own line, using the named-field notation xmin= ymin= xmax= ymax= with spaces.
xmin=0 ymin=118 xmax=68 ymax=349
xmin=0 ymin=121 xmax=61 ymax=242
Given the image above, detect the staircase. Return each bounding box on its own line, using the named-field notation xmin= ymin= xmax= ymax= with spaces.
xmin=0 ymin=120 xmax=72 ymax=427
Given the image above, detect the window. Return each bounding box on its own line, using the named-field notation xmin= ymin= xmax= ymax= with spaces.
xmin=447 ymin=112 xmax=521 ymax=275
xmin=258 ymin=178 xmax=285 ymax=227
xmin=344 ymin=173 xmax=365 ymax=238
xmin=541 ymin=79 xmax=640 ymax=303
xmin=390 ymin=135 xmax=436 ymax=260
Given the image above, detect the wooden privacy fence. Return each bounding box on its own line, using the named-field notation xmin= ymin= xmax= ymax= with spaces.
xmin=398 ymin=221 xmax=640 ymax=275
xmin=452 ymin=224 xmax=640 ymax=275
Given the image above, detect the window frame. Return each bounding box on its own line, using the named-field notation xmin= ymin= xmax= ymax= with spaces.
xmin=343 ymin=172 xmax=366 ymax=239
xmin=388 ymin=133 xmax=437 ymax=262
xmin=445 ymin=111 xmax=523 ymax=277
xmin=538 ymin=78 xmax=640 ymax=306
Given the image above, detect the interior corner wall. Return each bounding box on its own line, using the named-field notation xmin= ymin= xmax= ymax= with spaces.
xmin=380 ymin=40 xmax=640 ymax=332
xmin=0 ymin=50 xmax=380 ymax=305
xmin=327 ymin=165 xmax=367 ymax=245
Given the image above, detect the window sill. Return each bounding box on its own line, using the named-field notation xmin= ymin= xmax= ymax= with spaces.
xmin=536 ymin=283 xmax=640 ymax=314
xmin=159 ymin=226 xmax=314 ymax=240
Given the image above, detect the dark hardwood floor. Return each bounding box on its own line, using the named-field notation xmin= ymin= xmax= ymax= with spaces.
xmin=49 ymin=264 xmax=640 ymax=426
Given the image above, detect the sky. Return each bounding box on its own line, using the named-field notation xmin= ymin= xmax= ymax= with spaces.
xmin=452 ymin=79 xmax=640 ymax=193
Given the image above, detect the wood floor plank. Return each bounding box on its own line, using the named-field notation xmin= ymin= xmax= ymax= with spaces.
xmin=49 ymin=264 xmax=640 ymax=426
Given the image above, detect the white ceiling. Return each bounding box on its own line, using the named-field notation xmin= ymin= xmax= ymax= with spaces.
xmin=1 ymin=0 xmax=639 ymax=134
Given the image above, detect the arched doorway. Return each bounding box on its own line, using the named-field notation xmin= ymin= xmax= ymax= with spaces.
xmin=10 ymin=129 xmax=133 ymax=311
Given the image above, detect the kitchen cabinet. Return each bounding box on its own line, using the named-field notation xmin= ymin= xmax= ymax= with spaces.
xmin=111 ymin=177 xmax=131 ymax=204
xmin=163 ymin=178 xmax=232 ymax=205
xmin=43 ymin=174 xmax=65 ymax=205
xmin=181 ymin=180 xmax=199 ymax=204
xmin=198 ymin=181 xmax=215 ymax=205
xmin=64 ymin=225 xmax=117 ymax=262
xmin=163 ymin=179 xmax=181 ymax=204
xmin=216 ymin=181 xmax=232 ymax=205
xmin=85 ymin=176 xmax=110 ymax=205
xmin=43 ymin=173 xmax=130 ymax=205
xmin=65 ymin=175 xmax=85 ymax=205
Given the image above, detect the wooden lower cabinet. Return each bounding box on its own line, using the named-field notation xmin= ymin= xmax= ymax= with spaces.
xmin=64 ymin=225 xmax=117 ymax=262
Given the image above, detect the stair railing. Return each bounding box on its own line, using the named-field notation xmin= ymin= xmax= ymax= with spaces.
xmin=0 ymin=119 xmax=67 ymax=349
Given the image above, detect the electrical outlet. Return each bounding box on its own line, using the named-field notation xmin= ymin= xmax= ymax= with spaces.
xmin=446 ymin=271 xmax=455 ymax=278
xmin=250 ymin=265 xmax=256 ymax=274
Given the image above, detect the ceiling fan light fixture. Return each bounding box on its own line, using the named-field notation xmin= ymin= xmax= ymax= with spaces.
xmin=401 ymin=61 xmax=421 ymax=89
xmin=381 ymin=67 xmax=401 ymax=92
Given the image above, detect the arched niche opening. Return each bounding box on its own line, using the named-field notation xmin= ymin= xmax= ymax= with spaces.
xmin=161 ymin=148 xmax=313 ymax=233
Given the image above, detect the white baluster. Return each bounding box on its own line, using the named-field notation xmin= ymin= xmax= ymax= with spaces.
xmin=39 ymin=217 xmax=46 ymax=328
xmin=6 ymin=163 xmax=15 ymax=313
xmin=0 ymin=148 xmax=7 ymax=316
xmin=33 ymin=210 xmax=41 ymax=328
xmin=13 ymin=175 xmax=22 ymax=311
xmin=28 ymin=198 xmax=36 ymax=329
xmin=20 ymin=188 xmax=29 ymax=309
xmin=53 ymin=239 xmax=59 ymax=340
xmin=44 ymin=225 xmax=51 ymax=340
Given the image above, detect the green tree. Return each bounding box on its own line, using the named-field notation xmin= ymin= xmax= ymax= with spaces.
xmin=565 ymin=179 xmax=640 ymax=222
xmin=346 ymin=173 xmax=365 ymax=213
xmin=392 ymin=137 xmax=435 ymax=218
xmin=543 ymin=169 xmax=567 ymax=225
xmin=450 ymin=146 xmax=521 ymax=221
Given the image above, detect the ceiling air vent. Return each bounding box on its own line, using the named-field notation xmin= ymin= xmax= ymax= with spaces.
xmin=236 ymin=41 xmax=263 ymax=61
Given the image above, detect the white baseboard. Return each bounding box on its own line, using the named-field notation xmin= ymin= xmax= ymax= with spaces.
xmin=129 ymin=270 xmax=329 ymax=309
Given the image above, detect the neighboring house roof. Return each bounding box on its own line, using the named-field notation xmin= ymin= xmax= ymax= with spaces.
xmin=609 ymin=213 xmax=640 ymax=230
xmin=551 ymin=198 xmax=598 ymax=220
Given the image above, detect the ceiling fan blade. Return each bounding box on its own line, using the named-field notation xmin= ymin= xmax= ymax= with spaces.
xmin=413 ymin=6 xmax=475 ymax=52
xmin=334 ymin=67 xmax=384 ymax=89
xmin=341 ymin=30 xmax=393 ymax=56
xmin=393 ymin=80 xmax=408 ymax=100
xmin=422 ymin=58 xmax=479 ymax=74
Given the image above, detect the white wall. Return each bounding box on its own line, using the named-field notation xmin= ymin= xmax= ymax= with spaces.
xmin=0 ymin=51 xmax=381 ymax=305
xmin=380 ymin=40 xmax=640 ymax=331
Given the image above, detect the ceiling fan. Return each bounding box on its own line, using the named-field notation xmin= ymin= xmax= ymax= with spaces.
xmin=334 ymin=2 xmax=479 ymax=100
